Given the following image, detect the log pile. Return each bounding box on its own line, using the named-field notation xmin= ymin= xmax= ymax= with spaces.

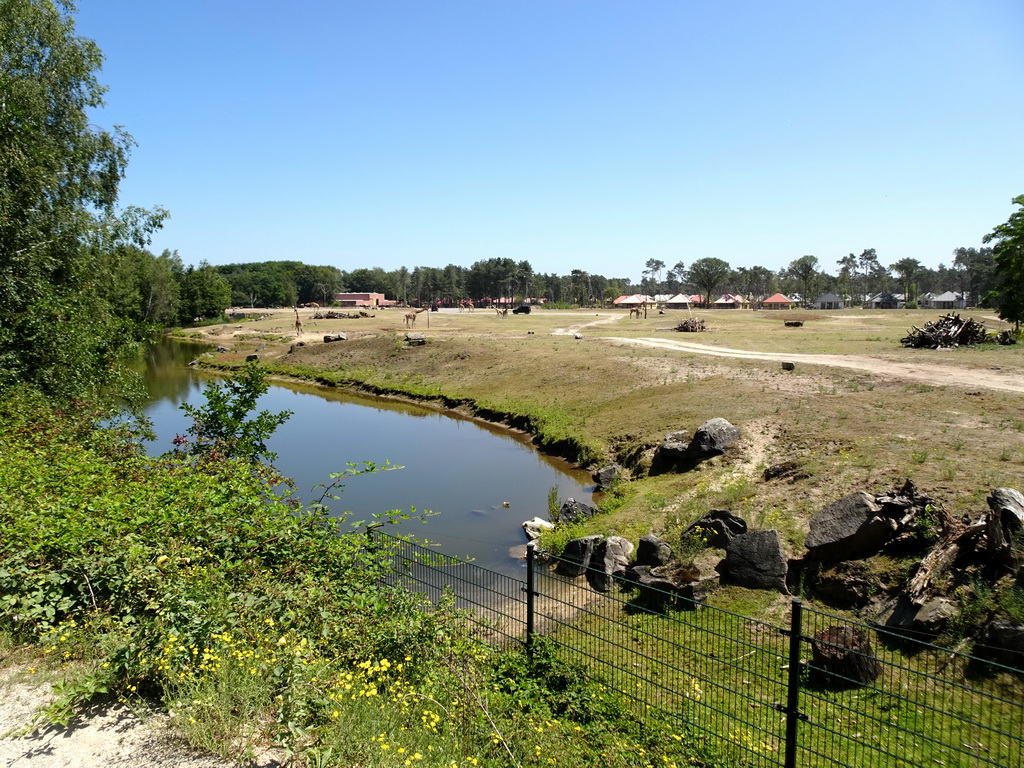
xmin=675 ymin=318 xmax=707 ymax=333
xmin=900 ymin=313 xmax=1003 ymax=348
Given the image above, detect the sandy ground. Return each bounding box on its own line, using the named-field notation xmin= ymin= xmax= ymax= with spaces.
xmin=0 ymin=666 xmax=281 ymax=768
xmin=546 ymin=313 xmax=1024 ymax=394
xmin=603 ymin=336 xmax=1024 ymax=394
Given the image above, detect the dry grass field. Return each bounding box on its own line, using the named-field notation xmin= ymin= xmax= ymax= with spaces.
xmin=185 ymin=306 xmax=1024 ymax=554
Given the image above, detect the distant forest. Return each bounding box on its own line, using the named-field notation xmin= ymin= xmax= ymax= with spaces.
xmin=100 ymin=247 xmax=998 ymax=331
xmin=210 ymin=249 xmax=997 ymax=309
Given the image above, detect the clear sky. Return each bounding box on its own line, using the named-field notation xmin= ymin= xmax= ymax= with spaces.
xmin=75 ymin=0 xmax=1023 ymax=281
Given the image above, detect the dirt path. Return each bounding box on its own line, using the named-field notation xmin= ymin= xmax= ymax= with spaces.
xmin=598 ymin=336 xmax=1024 ymax=394
xmin=546 ymin=312 xmax=1024 ymax=394
xmin=0 ymin=666 xmax=280 ymax=768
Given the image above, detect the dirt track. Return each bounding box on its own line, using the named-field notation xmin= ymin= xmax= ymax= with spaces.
xmin=547 ymin=314 xmax=1024 ymax=395
xmin=603 ymin=336 xmax=1024 ymax=394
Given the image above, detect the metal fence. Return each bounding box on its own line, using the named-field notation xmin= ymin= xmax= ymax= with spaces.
xmin=370 ymin=531 xmax=1024 ymax=768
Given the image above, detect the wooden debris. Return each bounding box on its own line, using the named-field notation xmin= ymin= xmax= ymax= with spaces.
xmin=901 ymin=313 xmax=1011 ymax=348
xmin=675 ymin=318 xmax=707 ymax=333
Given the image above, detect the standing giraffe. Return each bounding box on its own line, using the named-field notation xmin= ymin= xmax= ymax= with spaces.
xmin=294 ymin=308 xmax=303 ymax=337
xmin=404 ymin=308 xmax=427 ymax=327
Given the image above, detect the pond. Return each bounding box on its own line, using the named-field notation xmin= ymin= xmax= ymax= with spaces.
xmin=136 ymin=339 xmax=595 ymax=577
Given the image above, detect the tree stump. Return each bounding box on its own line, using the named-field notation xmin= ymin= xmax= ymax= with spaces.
xmin=810 ymin=625 xmax=882 ymax=688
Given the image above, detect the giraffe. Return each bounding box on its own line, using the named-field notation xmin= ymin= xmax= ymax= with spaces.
xmin=404 ymin=308 xmax=427 ymax=327
xmin=294 ymin=308 xmax=304 ymax=337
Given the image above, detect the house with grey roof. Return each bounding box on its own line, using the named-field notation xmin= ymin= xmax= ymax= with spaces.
xmin=814 ymin=292 xmax=844 ymax=310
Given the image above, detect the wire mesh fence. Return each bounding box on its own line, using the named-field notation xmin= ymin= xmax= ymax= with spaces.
xmin=799 ymin=603 xmax=1024 ymax=768
xmin=369 ymin=530 xmax=1024 ymax=768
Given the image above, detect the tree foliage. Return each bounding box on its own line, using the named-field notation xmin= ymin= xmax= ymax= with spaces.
xmin=983 ymin=194 xmax=1024 ymax=329
xmin=686 ymin=258 xmax=732 ymax=305
xmin=0 ymin=0 xmax=166 ymax=400
xmin=178 ymin=363 xmax=292 ymax=463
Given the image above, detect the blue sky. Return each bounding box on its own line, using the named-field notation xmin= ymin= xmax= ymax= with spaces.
xmin=76 ymin=0 xmax=1023 ymax=281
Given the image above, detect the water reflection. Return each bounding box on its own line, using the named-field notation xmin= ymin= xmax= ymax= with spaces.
xmin=140 ymin=339 xmax=594 ymax=576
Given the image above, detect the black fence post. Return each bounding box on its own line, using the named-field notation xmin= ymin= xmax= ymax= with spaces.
xmin=784 ymin=598 xmax=804 ymax=768
xmin=525 ymin=543 xmax=536 ymax=659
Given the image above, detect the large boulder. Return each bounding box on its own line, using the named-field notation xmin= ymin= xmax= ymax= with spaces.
xmin=689 ymin=418 xmax=741 ymax=456
xmin=660 ymin=432 xmax=691 ymax=460
xmin=718 ymin=529 xmax=788 ymax=593
xmin=586 ymin=536 xmax=634 ymax=592
xmin=811 ymin=560 xmax=884 ymax=609
xmin=522 ymin=517 xmax=554 ymax=541
xmin=635 ymin=534 xmax=672 ymax=567
xmin=977 ymin=621 xmax=1024 ymax=669
xmin=685 ymin=510 xmax=747 ymax=549
xmin=556 ymin=535 xmax=603 ymax=578
xmin=624 ymin=564 xmax=719 ymax=611
xmin=556 ymin=498 xmax=598 ymax=525
xmin=806 ymin=491 xmax=897 ymax=563
xmin=592 ymin=463 xmax=623 ymax=490
xmin=869 ymin=594 xmax=959 ymax=639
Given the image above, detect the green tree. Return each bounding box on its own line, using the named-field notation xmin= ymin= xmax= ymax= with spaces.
xmin=952 ymin=246 xmax=997 ymax=305
xmin=643 ymin=259 xmax=665 ymax=296
xmin=890 ymin=257 xmax=923 ymax=304
xmin=686 ymin=258 xmax=731 ymax=306
xmin=787 ymin=255 xmax=819 ymax=306
xmin=858 ymin=248 xmax=881 ymax=297
xmin=178 ymin=262 xmax=231 ymax=322
xmin=983 ymin=194 xmax=1024 ymax=329
xmin=0 ymin=0 xmax=166 ymax=400
xmin=179 ymin=363 xmax=292 ymax=463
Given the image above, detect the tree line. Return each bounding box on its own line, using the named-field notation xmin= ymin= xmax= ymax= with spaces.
xmin=193 ymin=246 xmax=998 ymax=313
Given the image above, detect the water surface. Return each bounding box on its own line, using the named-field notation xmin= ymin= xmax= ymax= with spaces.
xmin=139 ymin=340 xmax=594 ymax=577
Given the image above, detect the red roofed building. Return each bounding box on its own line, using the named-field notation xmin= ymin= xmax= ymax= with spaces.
xmin=762 ymin=293 xmax=794 ymax=310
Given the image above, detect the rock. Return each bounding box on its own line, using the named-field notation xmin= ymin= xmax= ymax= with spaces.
xmin=587 ymin=536 xmax=634 ymax=592
xmin=215 ymin=346 xmax=230 ymax=353
xmin=660 ymin=431 xmax=691 ymax=459
xmin=811 ymin=560 xmax=883 ymax=609
xmin=986 ymin=487 xmax=1024 ymax=559
xmin=913 ymin=597 xmax=958 ymax=634
xmin=245 ymin=353 xmax=260 ymax=362
xmin=805 ymin=491 xmax=896 ymax=563
xmin=323 ymin=334 xmax=346 ymax=343
xmin=187 ymin=359 xmax=199 ymax=367
xmin=623 ymin=562 xmax=719 ymax=610
xmin=689 ymin=418 xmax=741 ymax=456
xmin=977 ymin=621 xmax=1024 ymax=669
xmin=809 ymin=625 xmax=882 ymax=687
xmin=592 ymin=463 xmax=623 ymax=490
xmin=556 ymin=535 xmax=603 ymax=577
xmin=781 ymin=361 xmax=796 ymax=370
xmin=574 ymin=333 xmax=584 ymax=339
xmin=684 ymin=510 xmax=747 ymax=549
xmin=763 ymin=461 xmax=806 ymax=481
xmin=556 ymin=498 xmax=598 ymax=525
xmin=718 ymin=529 xmax=788 ymax=593
xmin=522 ymin=517 xmax=554 ymax=541
xmin=869 ymin=595 xmax=957 ymax=638
xmin=635 ymin=534 xmax=672 ymax=567
xmin=404 ymin=333 xmax=425 ymax=345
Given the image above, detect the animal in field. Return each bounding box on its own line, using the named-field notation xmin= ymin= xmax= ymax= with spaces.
xmin=294 ymin=308 xmax=304 ymax=336
xmin=495 ymin=307 xmax=508 ymax=318
xmin=404 ymin=308 xmax=427 ymax=327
